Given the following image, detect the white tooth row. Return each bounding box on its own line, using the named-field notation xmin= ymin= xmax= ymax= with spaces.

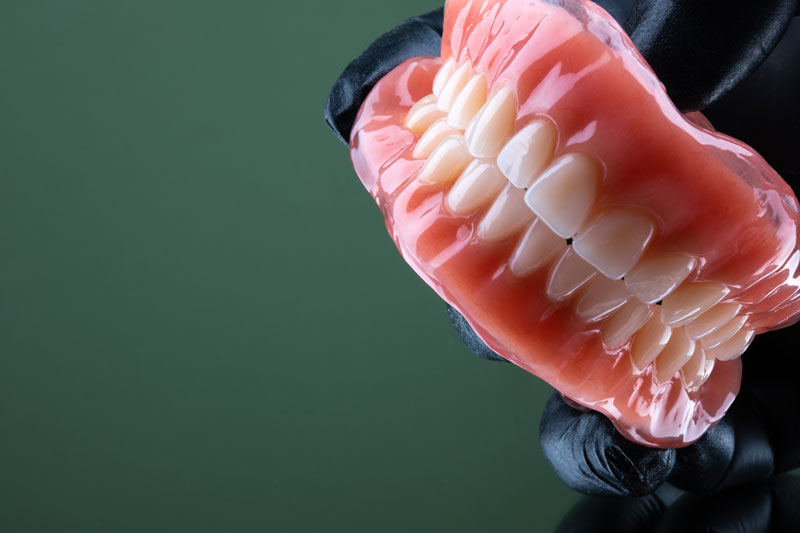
xmin=405 ymin=58 xmax=756 ymax=387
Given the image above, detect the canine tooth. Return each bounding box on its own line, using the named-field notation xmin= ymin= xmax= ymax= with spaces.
xmin=465 ymin=86 xmax=517 ymax=158
xmin=446 ymin=160 xmax=507 ymax=214
xmin=707 ymin=328 xmax=755 ymax=361
xmin=496 ymin=120 xmax=558 ymax=188
xmin=524 ymin=153 xmax=599 ymax=239
xmin=631 ymin=312 xmax=672 ymax=370
xmin=625 ymin=254 xmax=696 ymax=304
xmin=437 ymin=61 xmax=472 ymax=112
xmin=685 ymin=302 xmax=743 ymax=339
xmin=447 ymin=74 xmax=487 ymax=129
xmin=701 ymin=315 xmax=748 ymax=350
xmin=575 ymin=277 xmax=632 ymax=323
xmin=546 ymin=248 xmax=597 ymax=301
xmin=602 ymin=300 xmax=653 ymax=348
xmin=509 ymin=219 xmax=564 ymax=277
xmin=573 ymin=210 xmax=655 ymax=280
xmin=405 ymin=94 xmax=446 ymax=133
xmin=433 ymin=57 xmax=458 ymax=96
xmin=413 ymin=119 xmax=460 ymax=159
xmin=681 ymin=345 xmax=714 ymax=391
xmin=661 ymin=281 xmax=731 ymax=327
xmin=478 ymin=184 xmax=535 ymax=241
xmin=418 ymin=135 xmax=471 ymax=184
xmin=654 ymin=328 xmax=695 ymax=383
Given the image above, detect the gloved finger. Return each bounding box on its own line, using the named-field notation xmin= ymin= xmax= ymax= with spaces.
xmin=624 ymin=0 xmax=798 ymax=112
xmin=324 ymin=8 xmax=444 ymax=145
xmin=540 ymin=392 xmax=675 ymax=497
xmin=446 ymin=304 xmax=507 ymax=362
xmin=555 ymin=492 xmax=666 ymax=532
xmin=654 ymin=474 xmax=800 ymax=532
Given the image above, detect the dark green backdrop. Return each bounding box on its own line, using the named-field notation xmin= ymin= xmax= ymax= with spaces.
xmin=1 ymin=1 xmax=577 ymax=530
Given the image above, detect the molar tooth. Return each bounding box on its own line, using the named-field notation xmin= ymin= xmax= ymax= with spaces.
xmin=681 ymin=345 xmax=714 ymax=391
xmin=685 ymin=303 xmax=743 ymax=339
xmin=437 ymin=61 xmax=472 ymax=112
xmin=413 ymin=119 xmax=460 ymax=159
xmin=524 ymin=153 xmax=599 ymax=239
xmin=700 ymin=315 xmax=748 ymax=350
xmin=546 ymin=248 xmax=597 ymax=301
xmin=465 ymin=86 xmax=517 ymax=158
xmin=707 ymin=328 xmax=755 ymax=361
xmin=446 ymin=160 xmax=507 ymax=214
xmin=625 ymin=254 xmax=697 ymax=304
xmin=447 ymin=73 xmax=487 ymax=129
xmin=509 ymin=219 xmax=564 ymax=277
xmin=496 ymin=119 xmax=558 ymax=188
xmin=432 ymin=57 xmax=458 ymax=96
xmin=405 ymin=94 xmax=446 ymax=133
xmin=418 ymin=135 xmax=472 ymax=184
xmin=575 ymin=277 xmax=632 ymax=323
xmin=572 ymin=210 xmax=655 ymax=280
xmin=602 ymin=300 xmax=653 ymax=349
xmin=477 ymin=184 xmax=535 ymax=241
xmin=661 ymin=281 xmax=731 ymax=327
xmin=630 ymin=312 xmax=672 ymax=371
xmin=654 ymin=328 xmax=695 ymax=383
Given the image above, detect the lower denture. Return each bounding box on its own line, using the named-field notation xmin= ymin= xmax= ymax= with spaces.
xmin=349 ymin=0 xmax=800 ymax=447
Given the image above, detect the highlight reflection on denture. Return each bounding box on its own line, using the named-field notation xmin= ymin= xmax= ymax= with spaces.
xmin=407 ymin=56 xmax=769 ymax=390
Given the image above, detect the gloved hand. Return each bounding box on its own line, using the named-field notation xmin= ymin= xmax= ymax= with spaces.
xmin=325 ymin=0 xmax=800 ymax=497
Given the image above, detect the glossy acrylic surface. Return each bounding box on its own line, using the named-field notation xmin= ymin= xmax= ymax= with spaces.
xmin=350 ymin=0 xmax=800 ymax=447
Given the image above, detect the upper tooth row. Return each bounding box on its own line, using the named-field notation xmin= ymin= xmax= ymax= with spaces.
xmin=406 ymin=57 xmax=756 ymax=383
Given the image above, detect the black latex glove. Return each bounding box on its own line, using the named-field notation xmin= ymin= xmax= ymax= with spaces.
xmin=325 ymin=0 xmax=800 ymax=498
xmin=555 ymin=474 xmax=800 ymax=532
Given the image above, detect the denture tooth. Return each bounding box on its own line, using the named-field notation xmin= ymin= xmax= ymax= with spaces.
xmin=405 ymin=94 xmax=447 ymax=133
xmin=446 ymin=160 xmax=507 ymax=214
xmin=478 ymin=184 xmax=535 ymax=241
xmin=602 ymin=300 xmax=653 ymax=349
xmin=660 ymin=281 xmax=731 ymax=327
xmin=447 ymin=73 xmax=487 ymax=129
xmin=707 ymin=328 xmax=755 ymax=361
xmin=432 ymin=57 xmax=458 ymax=96
xmin=413 ymin=119 xmax=460 ymax=159
xmin=437 ymin=61 xmax=472 ymax=112
xmin=685 ymin=303 xmax=743 ymax=339
xmin=509 ymin=218 xmax=564 ymax=277
xmin=681 ymin=345 xmax=714 ymax=391
xmin=624 ymin=254 xmax=697 ymax=304
xmin=418 ymin=135 xmax=472 ymax=184
xmin=654 ymin=328 xmax=695 ymax=383
xmin=701 ymin=315 xmax=748 ymax=350
xmin=572 ymin=210 xmax=655 ymax=280
xmin=524 ymin=153 xmax=599 ymax=239
xmin=575 ymin=277 xmax=632 ymax=323
xmin=496 ymin=119 xmax=558 ymax=188
xmin=465 ymin=86 xmax=517 ymax=158
xmin=546 ymin=248 xmax=597 ymax=301
xmin=630 ymin=312 xmax=672 ymax=371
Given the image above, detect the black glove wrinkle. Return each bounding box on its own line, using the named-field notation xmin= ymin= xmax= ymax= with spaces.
xmin=446 ymin=304 xmax=507 ymax=362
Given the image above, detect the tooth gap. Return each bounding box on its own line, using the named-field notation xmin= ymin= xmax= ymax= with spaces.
xmin=566 ymin=238 xmax=573 ymax=246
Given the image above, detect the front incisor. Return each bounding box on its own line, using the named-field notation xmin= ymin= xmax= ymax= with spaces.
xmin=573 ymin=210 xmax=655 ymax=280
xmin=625 ymin=253 xmax=696 ymax=304
xmin=496 ymin=119 xmax=558 ymax=189
xmin=477 ymin=184 xmax=535 ymax=241
xmin=661 ymin=281 xmax=731 ymax=327
xmin=546 ymin=248 xmax=597 ymax=301
xmin=509 ymin=219 xmax=564 ymax=277
xmin=575 ymin=276 xmax=633 ymax=323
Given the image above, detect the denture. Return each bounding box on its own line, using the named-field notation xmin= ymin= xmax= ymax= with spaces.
xmin=348 ymin=0 xmax=800 ymax=447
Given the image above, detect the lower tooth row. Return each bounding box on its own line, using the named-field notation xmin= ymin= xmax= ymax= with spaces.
xmin=408 ymin=57 xmax=761 ymax=385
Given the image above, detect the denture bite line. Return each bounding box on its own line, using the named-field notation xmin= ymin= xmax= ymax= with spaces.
xmin=404 ymin=57 xmax=763 ymax=391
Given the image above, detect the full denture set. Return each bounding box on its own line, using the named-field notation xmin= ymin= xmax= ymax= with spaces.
xmin=348 ymin=0 xmax=800 ymax=447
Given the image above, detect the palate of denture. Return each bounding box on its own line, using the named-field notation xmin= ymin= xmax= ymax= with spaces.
xmin=465 ymin=86 xmax=517 ymax=158
xmin=572 ymin=210 xmax=655 ymax=280
xmin=660 ymin=282 xmax=731 ymax=327
xmin=654 ymin=328 xmax=696 ymax=383
xmin=446 ymin=160 xmax=507 ymax=214
xmin=349 ymin=0 xmax=800 ymax=447
xmin=524 ymin=153 xmax=599 ymax=238
xmin=624 ymin=254 xmax=697 ymax=304
xmin=509 ymin=218 xmax=565 ymax=277
xmin=496 ymin=120 xmax=558 ymax=188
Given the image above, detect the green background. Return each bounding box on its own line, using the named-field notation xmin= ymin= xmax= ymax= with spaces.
xmin=0 ymin=1 xmax=578 ymax=531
